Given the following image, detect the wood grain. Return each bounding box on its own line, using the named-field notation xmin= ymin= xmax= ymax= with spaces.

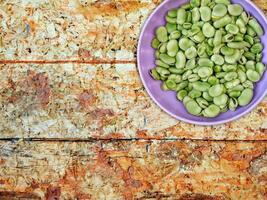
xmin=0 ymin=140 xmax=266 ymax=199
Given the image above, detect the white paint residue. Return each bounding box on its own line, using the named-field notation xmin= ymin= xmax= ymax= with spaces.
xmin=115 ymin=64 xmax=135 ymax=74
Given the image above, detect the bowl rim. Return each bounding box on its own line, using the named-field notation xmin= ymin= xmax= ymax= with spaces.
xmin=137 ymin=0 xmax=267 ymax=126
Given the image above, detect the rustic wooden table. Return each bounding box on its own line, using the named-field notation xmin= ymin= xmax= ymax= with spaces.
xmin=0 ymin=0 xmax=266 ymax=199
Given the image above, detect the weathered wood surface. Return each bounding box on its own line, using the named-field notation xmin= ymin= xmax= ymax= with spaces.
xmin=0 ymin=0 xmax=267 ymax=199
xmin=0 ymin=63 xmax=267 ymax=140
xmin=0 ymin=140 xmax=266 ymax=199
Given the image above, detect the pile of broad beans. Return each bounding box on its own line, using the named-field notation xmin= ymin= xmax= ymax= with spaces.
xmin=151 ymin=0 xmax=265 ymax=117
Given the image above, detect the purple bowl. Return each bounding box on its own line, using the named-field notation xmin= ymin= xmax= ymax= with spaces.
xmin=137 ymin=0 xmax=267 ymax=126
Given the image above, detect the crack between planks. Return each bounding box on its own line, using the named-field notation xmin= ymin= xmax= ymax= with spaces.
xmin=0 ymin=60 xmax=136 ymax=65
xmin=0 ymin=137 xmax=266 ymax=143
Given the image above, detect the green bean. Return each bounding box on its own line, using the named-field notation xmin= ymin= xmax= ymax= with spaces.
xmin=208 ymin=76 xmax=219 ymax=85
xmin=167 ymin=40 xmax=179 ymax=57
xmin=242 ymin=80 xmax=254 ymax=89
xmin=179 ymin=38 xmax=195 ymax=51
xmin=150 ymin=69 xmax=161 ymax=80
xmin=187 ymin=74 xmax=200 ymax=82
xmin=238 ymin=88 xmax=253 ymax=106
xmin=220 ymin=46 xmax=234 ymax=56
xmin=240 ymin=11 xmax=249 ymax=24
xmin=229 ymin=84 xmax=244 ymax=92
xmin=181 ymin=3 xmax=191 ymax=10
xmin=214 ymin=65 xmax=222 ymax=73
xmin=214 ymin=94 xmax=228 ymax=106
xmin=156 ymin=60 xmax=169 ymax=68
xmin=215 ymin=0 xmax=230 ymax=5
xmin=209 ymin=84 xmax=224 ymax=97
xmin=165 ymin=79 xmax=176 ymax=90
xmin=185 ymin=100 xmax=202 ymax=115
xmin=156 ymin=66 xmax=170 ymax=76
xmin=228 ymin=4 xmax=243 ymax=16
xmin=190 ymin=0 xmax=200 ymax=8
xmin=201 ymin=0 xmax=211 ymax=6
xmin=168 ymin=9 xmax=177 ymax=18
xmin=256 ymin=62 xmax=265 ymax=77
xmin=254 ymin=37 xmax=261 ymax=43
xmin=169 ymin=31 xmax=181 ymax=40
xmin=198 ymin=58 xmax=214 ymax=67
xmin=186 ymin=58 xmax=197 ymax=70
xmin=184 ymin=46 xmax=197 ymax=59
xmin=225 ymin=24 xmax=239 ymax=35
xmin=237 ymin=69 xmax=247 ymax=83
xmin=177 ymin=90 xmax=188 ymax=101
xmin=243 ymin=51 xmax=255 ymax=60
xmin=216 ymin=72 xmax=227 ymax=78
xmin=236 ymin=18 xmax=246 ymax=34
xmin=176 ymin=51 xmax=186 ymax=69
xmin=169 ymin=67 xmax=184 ymax=74
xmin=188 ymin=26 xmax=201 ymax=37
xmin=162 ymin=82 xmax=169 ymax=90
xmin=202 ymin=22 xmax=215 ymax=38
xmin=166 ymin=16 xmax=176 ymax=24
xmin=248 ymin=19 xmax=264 ymax=36
xmin=245 ymin=61 xmax=256 ymax=71
xmin=189 ymin=90 xmax=202 ymax=98
xmin=183 ymin=23 xmax=192 ymax=29
xmin=246 ymin=70 xmax=260 ymax=82
xmin=203 ymin=104 xmax=220 ymax=117
xmin=228 ymin=91 xmax=241 ymax=98
xmin=203 ymin=91 xmax=213 ymax=101
xmin=166 ymin=23 xmax=177 ymax=34
xmin=213 ymin=30 xmax=222 ymax=46
xmin=229 ymin=98 xmax=238 ymax=111
xmin=200 ymin=6 xmax=211 ymax=22
xmin=251 ymin=43 xmax=263 ymax=54
xmin=256 ymin=53 xmax=262 ymax=63
xmin=211 ymin=54 xmax=224 ymax=65
xmin=159 ymin=43 xmax=167 ymax=53
xmin=227 ymin=41 xmax=250 ymax=49
xmin=192 ymin=81 xmax=211 ymax=91
xmin=192 ymin=7 xmax=200 ymax=22
xmin=177 ymin=8 xmax=187 ymax=25
xmin=176 ymin=81 xmax=189 ymax=91
xmin=159 ymin=54 xmax=175 ymax=65
xmin=196 ymin=97 xmax=209 ymax=108
xmin=247 ymin=26 xmax=257 ymax=37
xmin=222 ymin=34 xmax=234 ymax=43
xmin=244 ymin=35 xmax=254 ymax=46
xmin=183 ymin=96 xmax=193 ymax=105
xmin=225 ymin=50 xmax=241 ymax=64
xmin=193 ymin=31 xmax=205 ymax=43
xmin=224 ymin=71 xmax=238 ymax=81
xmin=152 ymin=38 xmax=160 ymax=49
xmin=238 ymin=56 xmax=247 ymax=65
xmin=198 ymin=67 xmax=213 ymax=78
xmin=155 ymin=50 xmax=160 ymax=59
xmin=187 ymin=11 xmax=192 ymax=22
xmin=212 ymin=4 xmax=227 ymax=18
xmin=182 ymin=70 xmax=193 ymax=80
xmin=214 ymin=15 xmax=232 ymax=28
xmin=182 ymin=29 xmax=189 ymax=36
xmin=156 ymin=26 xmax=168 ymax=43
xmin=168 ymin=74 xmax=182 ymax=83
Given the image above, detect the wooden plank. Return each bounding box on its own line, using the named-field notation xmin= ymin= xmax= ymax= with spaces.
xmin=0 ymin=0 xmax=266 ymax=61
xmin=0 ymin=0 xmax=156 ymax=61
xmin=1 ymin=63 xmax=267 ymax=140
xmin=0 ymin=140 xmax=266 ymax=199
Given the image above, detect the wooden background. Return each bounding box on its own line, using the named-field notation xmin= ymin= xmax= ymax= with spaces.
xmin=0 ymin=0 xmax=266 ymax=199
